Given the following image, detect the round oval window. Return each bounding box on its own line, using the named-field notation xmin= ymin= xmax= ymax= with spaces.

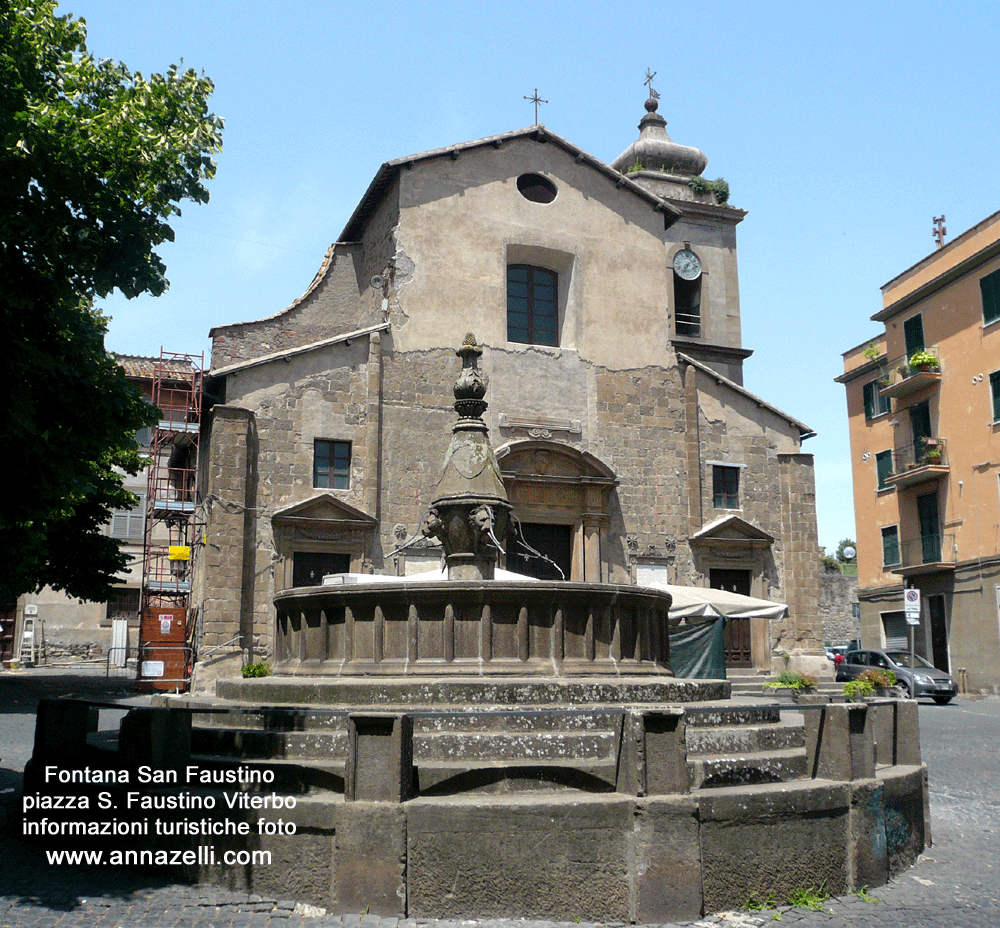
xmin=517 ymin=173 xmax=557 ymax=204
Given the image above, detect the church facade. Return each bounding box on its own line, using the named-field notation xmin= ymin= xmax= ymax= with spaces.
xmin=192 ymin=98 xmax=823 ymax=687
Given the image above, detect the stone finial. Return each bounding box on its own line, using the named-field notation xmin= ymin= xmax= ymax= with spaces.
xmin=454 ymin=333 xmax=487 ymax=418
xmin=422 ymin=333 xmax=512 ymax=580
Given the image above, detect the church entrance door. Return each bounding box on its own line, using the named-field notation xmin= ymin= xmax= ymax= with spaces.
xmin=507 ymin=523 xmax=572 ymax=581
xmin=711 ymin=568 xmax=753 ymax=668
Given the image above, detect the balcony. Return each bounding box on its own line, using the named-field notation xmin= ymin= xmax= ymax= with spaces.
xmin=890 ymin=533 xmax=956 ymax=577
xmin=878 ymin=347 xmax=942 ymax=400
xmin=884 ymin=438 xmax=949 ymax=489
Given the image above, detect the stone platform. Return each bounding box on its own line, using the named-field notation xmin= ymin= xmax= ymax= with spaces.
xmin=108 ymin=677 xmax=925 ymax=923
xmin=27 ymin=675 xmax=929 ymax=924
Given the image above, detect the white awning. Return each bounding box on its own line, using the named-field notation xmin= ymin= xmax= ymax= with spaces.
xmin=639 ymin=582 xmax=788 ymax=622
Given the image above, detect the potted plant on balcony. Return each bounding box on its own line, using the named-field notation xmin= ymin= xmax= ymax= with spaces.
xmin=923 ymin=447 xmax=943 ymax=465
xmin=908 ymin=350 xmax=940 ymax=373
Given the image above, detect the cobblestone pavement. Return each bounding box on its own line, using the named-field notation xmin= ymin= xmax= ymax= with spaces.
xmin=2 ymin=668 xmax=998 ymax=928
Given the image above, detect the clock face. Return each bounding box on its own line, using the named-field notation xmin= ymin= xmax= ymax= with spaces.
xmin=673 ymin=248 xmax=702 ymax=281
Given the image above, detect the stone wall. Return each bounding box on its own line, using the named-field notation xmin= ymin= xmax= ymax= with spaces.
xmin=210 ymin=244 xmax=367 ymax=369
xmin=775 ymin=453 xmax=824 ymax=672
xmin=819 ymin=567 xmax=859 ymax=645
xmin=195 ymin=335 xmax=823 ymax=678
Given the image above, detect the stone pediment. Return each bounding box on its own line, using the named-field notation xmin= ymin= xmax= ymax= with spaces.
xmin=496 ymin=440 xmax=617 ymax=485
xmin=689 ymin=515 xmax=773 ymax=549
xmin=272 ymin=494 xmax=377 ymax=528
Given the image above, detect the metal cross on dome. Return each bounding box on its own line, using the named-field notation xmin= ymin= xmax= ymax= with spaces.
xmin=644 ymin=68 xmax=660 ymax=100
xmin=523 ymin=88 xmax=548 ymax=124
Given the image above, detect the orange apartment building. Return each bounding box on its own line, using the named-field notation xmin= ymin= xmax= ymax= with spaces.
xmin=837 ymin=210 xmax=1000 ymax=693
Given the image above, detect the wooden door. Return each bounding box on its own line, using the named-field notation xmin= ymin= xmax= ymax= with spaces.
xmin=712 ymin=569 xmax=752 ymax=668
xmin=0 ymin=604 xmax=16 ymax=663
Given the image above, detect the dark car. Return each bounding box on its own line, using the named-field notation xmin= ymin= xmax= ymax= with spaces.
xmin=835 ymin=648 xmax=958 ymax=704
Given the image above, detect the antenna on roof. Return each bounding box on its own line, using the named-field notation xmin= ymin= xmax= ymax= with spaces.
xmin=932 ymin=215 xmax=947 ymax=249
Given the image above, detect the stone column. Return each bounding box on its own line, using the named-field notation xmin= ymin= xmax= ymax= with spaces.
xmin=778 ymin=452 xmax=825 ymax=675
xmin=190 ymin=405 xmax=256 ymax=693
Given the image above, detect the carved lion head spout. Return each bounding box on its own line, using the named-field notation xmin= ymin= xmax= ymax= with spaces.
xmin=420 ymin=508 xmax=444 ymax=542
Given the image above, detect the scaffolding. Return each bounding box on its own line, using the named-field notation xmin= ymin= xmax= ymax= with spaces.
xmin=138 ymin=349 xmax=204 ymax=691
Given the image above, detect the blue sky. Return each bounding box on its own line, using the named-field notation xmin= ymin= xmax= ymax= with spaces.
xmin=77 ymin=0 xmax=1000 ymax=555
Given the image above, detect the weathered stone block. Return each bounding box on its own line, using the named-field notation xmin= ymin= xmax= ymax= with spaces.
xmin=632 ymin=797 xmax=702 ymax=922
xmin=848 ymin=779 xmax=889 ymax=889
xmin=334 ymin=804 xmax=407 ymax=916
xmin=406 ymin=795 xmax=632 ymax=921
xmin=699 ymin=782 xmax=851 ymax=911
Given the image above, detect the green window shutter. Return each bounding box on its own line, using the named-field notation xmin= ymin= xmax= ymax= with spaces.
xmin=982 ymin=270 xmax=1000 ymax=326
xmin=876 ymin=450 xmax=893 ymax=490
xmin=863 ymin=382 xmax=875 ymax=420
xmin=881 ymin=526 xmax=900 ymax=567
xmin=990 ymin=371 xmax=1000 ymax=421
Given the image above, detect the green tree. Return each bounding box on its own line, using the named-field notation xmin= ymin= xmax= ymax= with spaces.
xmin=0 ymin=1 xmax=223 ymax=602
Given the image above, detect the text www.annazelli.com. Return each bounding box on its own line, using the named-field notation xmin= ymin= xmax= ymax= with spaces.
xmin=45 ymin=847 xmax=272 ymax=866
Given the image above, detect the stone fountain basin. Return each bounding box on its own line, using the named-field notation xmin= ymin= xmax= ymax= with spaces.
xmin=273 ymin=579 xmax=674 ymax=677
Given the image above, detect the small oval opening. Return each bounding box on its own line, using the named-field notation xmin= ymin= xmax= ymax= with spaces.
xmin=517 ymin=173 xmax=557 ymax=204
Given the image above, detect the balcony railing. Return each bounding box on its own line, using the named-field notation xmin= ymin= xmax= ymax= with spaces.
xmin=885 ymin=438 xmax=949 ymax=488
xmin=879 ymin=346 xmax=942 ymax=399
xmin=675 ymin=312 xmax=701 ymax=338
xmin=891 ymin=533 xmax=956 ymax=575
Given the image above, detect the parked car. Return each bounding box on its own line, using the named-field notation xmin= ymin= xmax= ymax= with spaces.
xmin=825 ymin=645 xmax=848 ymax=662
xmin=835 ymin=648 xmax=958 ymax=704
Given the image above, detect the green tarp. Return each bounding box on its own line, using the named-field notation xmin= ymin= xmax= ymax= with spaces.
xmin=669 ymin=617 xmax=727 ymax=680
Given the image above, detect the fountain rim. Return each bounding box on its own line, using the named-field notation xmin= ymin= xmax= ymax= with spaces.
xmin=275 ymin=577 xmax=674 ymax=607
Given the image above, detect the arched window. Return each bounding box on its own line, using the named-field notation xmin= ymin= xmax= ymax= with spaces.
xmin=507 ymin=264 xmax=558 ymax=346
xmin=674 ymin=272 xmax=701 ymax=337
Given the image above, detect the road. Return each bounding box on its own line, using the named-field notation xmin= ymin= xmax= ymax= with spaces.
xmin=1 ymin=667 xmax=998 ymax=927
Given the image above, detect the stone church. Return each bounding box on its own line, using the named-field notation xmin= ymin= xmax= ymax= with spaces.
xmin=192 ymin=95 xmax=823 ymax=687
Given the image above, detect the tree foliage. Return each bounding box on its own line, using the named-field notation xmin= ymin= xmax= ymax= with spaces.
xmin=0 ymin=1 xmax=223 ymax=602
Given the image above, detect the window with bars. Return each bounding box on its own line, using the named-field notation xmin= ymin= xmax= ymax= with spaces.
xmin=712 ymin=465 xmax=740 ymax=509
xmin=110 ymin=493 xmax=146 ymax=540
xmin=981 ymin=268 xmax=1000 ymax=326
xmin=881 ymin=525 xmax=900 ymax=567
xmin=507 ymin=264 xmax=558 ymax=346
xmin=106 ymin=587 xmax=140 ymax=620
xmin=314 ymin=440 xmax=351 ymax=489
xmin=863 ymin=379 xmax=890 ymax=419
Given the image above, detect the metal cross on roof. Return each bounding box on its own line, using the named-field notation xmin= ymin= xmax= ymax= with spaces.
xmin=523 ymin=88 xmax=548 ymax=125
xmin=644 ymin=68 xmax=660 ymax=100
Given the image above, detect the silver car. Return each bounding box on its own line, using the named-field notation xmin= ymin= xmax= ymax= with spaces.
xmin=835 ymin=648 xmax=958 ymax=704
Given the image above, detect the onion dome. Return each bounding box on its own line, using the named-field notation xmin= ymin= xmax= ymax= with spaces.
xmin=611 ymin=96 xmax=708 ymax=178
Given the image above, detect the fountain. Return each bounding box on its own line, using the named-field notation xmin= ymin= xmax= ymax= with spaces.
xmin=30 ymin=334 xmax=928 ymax=923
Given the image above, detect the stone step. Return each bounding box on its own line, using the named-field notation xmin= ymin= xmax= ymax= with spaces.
xmin=189 ymin=755 xmax=345 ymax=794
xmin=688 ymin=747 xmax=809 ymax=790
xmin=686 ymin=717 xmax=805 ymax=756
xmin=728 ymin=680 xmax=841 ymax=697
xmin=682 ymin=705 xmax=782 ymax=727
xmin=191 ymin=727 xmax=347 ymax=759
xmin=413 ymin=730 xmax=618 ymax=763
xmin=412 ymin=710 xmax=622 ymax=735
